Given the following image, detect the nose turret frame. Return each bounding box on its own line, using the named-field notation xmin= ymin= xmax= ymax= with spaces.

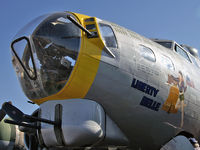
xmin=30 ymin=12 xmax=106 ymax=104
xmin=11 ymin=12 xmax=82 ymax=102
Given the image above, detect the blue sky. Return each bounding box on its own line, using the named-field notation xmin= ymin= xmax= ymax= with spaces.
xmin=0 ymin=0 xmax=200 ymax=114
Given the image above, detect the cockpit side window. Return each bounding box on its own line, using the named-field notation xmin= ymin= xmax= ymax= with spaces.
xmin=99 ymin=24 xmax=118 ymax=48
xmin=139 ymin=45 xmax=156 ymax=62
xmin=175 ymin=44 xmax=191 ymax=62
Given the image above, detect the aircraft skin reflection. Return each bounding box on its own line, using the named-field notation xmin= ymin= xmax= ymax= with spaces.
xmin=1 ymin=11 xmax=200 ymax=150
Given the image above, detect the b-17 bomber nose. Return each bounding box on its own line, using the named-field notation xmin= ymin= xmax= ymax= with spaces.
xmin=11 ymin=12 xmax=81 ymax=100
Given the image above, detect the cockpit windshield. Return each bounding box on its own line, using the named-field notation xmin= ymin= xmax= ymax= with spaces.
xmin=11 ymin=12 xmax=81 ymax=100
xmin=155 ymin=41 xmax=172 ymax=49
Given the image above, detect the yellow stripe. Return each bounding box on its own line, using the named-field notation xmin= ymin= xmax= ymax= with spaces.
xmin=32 ymin=12 xmax=104 ymax=105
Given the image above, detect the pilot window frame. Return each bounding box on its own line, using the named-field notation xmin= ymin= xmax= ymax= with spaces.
xmin=98 ymin=23 xmax=118 ymax=49
xmin=139 ymin=45 xmax=156 ymax=62
xmin=174 ymin=44 xmax=191 ymax=63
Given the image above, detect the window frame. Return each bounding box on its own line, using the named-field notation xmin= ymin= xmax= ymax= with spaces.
xmin=11 ymin=36 xmax=37 ymax=80
xmin=160 ymin=54 xmax=175 ymax=71
xmin=98 ymin=23 xmax=118 ymax=49
xmin=139 ymin=45 xmax=156 ymax=62
xmin=174 ymin=44 xmax=191 ymax=63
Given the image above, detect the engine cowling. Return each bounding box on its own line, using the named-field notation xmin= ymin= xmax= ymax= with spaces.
xmin=0 ymin=119 xmax=26 ymax=150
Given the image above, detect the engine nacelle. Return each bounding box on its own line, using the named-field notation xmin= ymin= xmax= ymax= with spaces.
xmin=0 ymin=119 xmax=26 ymax=150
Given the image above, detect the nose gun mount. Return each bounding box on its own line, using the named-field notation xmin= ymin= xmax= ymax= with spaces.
xmin=0 ymin=102 xmax=59 ymax=129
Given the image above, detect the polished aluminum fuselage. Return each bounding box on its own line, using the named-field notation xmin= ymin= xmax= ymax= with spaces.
xmin=85 ymin=20 xmax=200 ymax=149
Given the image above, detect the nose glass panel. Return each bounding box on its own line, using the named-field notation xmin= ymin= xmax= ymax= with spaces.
xmin=11 ymin=12 xmax=81 ymax=100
